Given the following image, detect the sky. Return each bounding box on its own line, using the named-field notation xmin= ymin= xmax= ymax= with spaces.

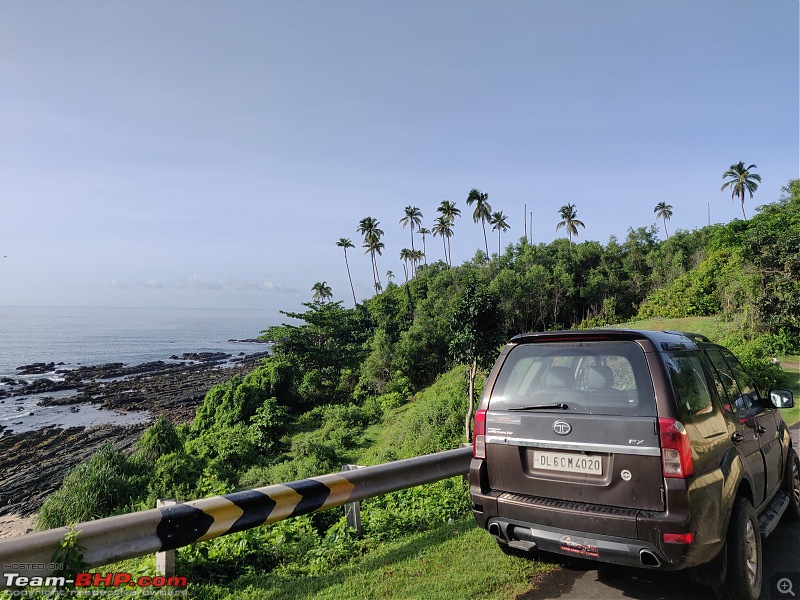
xmin=1 ymin=1 xmax=797 ymax=312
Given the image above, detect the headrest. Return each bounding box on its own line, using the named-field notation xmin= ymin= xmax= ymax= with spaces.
xmin=586 ymin=365 xmax=614 ymax=390
xmin=546 ymin=366 xmax=575 ymax=389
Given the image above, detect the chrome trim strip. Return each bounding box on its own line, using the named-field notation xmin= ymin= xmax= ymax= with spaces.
xmin=485 ymin=436 xmax=661 ymax=456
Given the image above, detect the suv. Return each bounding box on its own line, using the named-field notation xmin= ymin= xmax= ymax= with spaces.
xmin=470 ymin=330 xmax=798 ymax=600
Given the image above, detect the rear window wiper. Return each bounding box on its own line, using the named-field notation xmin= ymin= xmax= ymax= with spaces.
xmin=508 ymin=403 xmax=569 ymax=411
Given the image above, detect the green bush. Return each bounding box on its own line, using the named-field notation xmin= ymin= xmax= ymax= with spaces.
xmin=719 ymin=332 xmax=787 ymax=391
xmin=36 ymin=445 xmax=147 ymax=530
xmin=136 ymin=415 xmax=183 ymax=463
xmin=146 ymin=451 xmax=205 ymax=505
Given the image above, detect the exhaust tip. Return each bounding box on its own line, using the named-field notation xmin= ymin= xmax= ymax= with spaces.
xmin=488 ymin=523 xmax=503 ymax=539
xmin=639 ymin=549 xmax=662 ymax=568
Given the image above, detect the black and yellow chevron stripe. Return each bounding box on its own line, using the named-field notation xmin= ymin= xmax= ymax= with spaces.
xmin=156 ymin=474 xmax=356 ymax=550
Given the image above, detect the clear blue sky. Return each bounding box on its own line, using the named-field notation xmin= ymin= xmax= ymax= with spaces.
xmin=1 ymin=1 xmax=797 ymax=312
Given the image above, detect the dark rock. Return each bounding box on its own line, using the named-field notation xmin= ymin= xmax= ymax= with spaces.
xmin=15 ymin=363 xmax=56 ymax=375
xmin=180 ymin=352 xmax=230 ymax=362
xmin=0 ymin=350 xmax=270 ymax=517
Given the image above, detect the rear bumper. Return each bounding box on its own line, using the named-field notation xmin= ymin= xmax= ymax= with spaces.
xmin=472 ymin=488 xmax=722 ymax=570
xmin=486 ymin=516 xmax=669 ymax=569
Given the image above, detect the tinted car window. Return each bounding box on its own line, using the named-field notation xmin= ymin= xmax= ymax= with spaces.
xmin=665 ymin=353 xmax=713 ymax=420
xmin=489 ymin=341 xmax=655 ymax=416
xmin=706 ymin=348 xmax=751 ymax=416
xmin=721 ymin=349 xmax=759 ymax=399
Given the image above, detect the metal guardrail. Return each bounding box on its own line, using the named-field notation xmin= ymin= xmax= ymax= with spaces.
xmin=0 ymin=446 xmax=472 ymax=585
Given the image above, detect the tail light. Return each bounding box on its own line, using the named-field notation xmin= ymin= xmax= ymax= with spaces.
xmin=473 ymin=409 xmax=487 ymax=459
xmin=659 ymin=417 xmax=693 ymax=478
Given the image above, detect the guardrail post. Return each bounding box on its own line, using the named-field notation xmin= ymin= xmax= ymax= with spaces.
xmin=155 ymin=499 xmax=177 ymax=576
xmin=342 ymin=465 xmax=363 ymax=536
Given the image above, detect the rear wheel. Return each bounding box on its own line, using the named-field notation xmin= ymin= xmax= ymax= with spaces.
xmin=784 ymin=448 xmax=800 ymax=521
xmin=717 ymin=496 xmax=762 ymax=600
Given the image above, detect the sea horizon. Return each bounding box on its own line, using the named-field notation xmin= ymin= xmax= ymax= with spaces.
xmin=0 ymin=305 xmax=283 ymax=379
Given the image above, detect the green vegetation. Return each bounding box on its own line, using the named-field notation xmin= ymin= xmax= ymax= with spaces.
xmin=33 ymin=180 xmax=800 ymax=598
xmin=186 ymin=519 xmax=552 ymax=600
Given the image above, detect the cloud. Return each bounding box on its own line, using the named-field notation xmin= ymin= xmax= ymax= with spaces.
xmin=118 ymin=275 xmax=295 ymax=294
xmin=177 ymin=274 xmax=224 ymax=291
xmin=226 ymin=279 xmax=297 ymax=294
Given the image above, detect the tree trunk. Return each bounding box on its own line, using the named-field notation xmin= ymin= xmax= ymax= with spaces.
xmin=344 ymin=253 xmax=357 ymax=305
xmin=465 ymin=358 xmax=478 ymax=442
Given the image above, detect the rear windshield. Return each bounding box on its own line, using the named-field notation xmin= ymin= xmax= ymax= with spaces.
xmin=489 ymin=341 xmax=656 ymax=416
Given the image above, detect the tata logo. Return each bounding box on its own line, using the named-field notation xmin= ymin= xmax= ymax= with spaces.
xmin=553 ymin=420 xmax=572 ymax=436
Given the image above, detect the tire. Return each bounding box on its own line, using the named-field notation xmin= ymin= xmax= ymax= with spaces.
xmin=784 ymin=448 xmax=800 ymax=521
xmin=717 ymin=496 xmax=762 ymax=600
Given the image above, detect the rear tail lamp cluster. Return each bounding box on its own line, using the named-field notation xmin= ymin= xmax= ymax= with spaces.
xmin=473 ymin=409 xmax=487 ymax=459
xmin=659 ymin=417 xmax=694 ymax=478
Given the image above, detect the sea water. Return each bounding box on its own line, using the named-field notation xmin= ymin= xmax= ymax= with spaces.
xmin=0 ymin=306 xmax=282 ymax=432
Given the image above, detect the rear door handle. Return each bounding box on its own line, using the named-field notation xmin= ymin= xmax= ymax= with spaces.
xmin=757 ymin=425 xmax=767 ymax=435
xmin=731 ymin=432 xmax=744 ymax=444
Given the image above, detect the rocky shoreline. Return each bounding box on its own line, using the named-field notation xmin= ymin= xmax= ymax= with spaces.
xmin=0 ymin=351 xmax=269 ymax=518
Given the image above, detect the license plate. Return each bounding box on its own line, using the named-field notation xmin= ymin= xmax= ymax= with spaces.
xmin=532 ymin=451 xmax=602 ymax=475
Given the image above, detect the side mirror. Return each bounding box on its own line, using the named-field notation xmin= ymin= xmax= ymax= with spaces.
xmin=769 ymin=389 xmax=795 ymax=409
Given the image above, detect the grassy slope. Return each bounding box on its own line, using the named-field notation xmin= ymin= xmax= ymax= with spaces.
xmin=197 ymin=519 xmax=551 ymax=600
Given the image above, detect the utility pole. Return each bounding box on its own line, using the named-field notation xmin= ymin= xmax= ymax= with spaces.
xmin=529 ymin=211 xmax=533 ymax=244
xmin=523 ymin=203 xmax=527 ymax=242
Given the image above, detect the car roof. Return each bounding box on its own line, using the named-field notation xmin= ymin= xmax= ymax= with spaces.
xmin=509 ymin=329 xmax=712 ymax=351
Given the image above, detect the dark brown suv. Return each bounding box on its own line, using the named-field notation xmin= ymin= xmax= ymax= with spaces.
xmin=470 ymin=330 xmax=798 ymax=600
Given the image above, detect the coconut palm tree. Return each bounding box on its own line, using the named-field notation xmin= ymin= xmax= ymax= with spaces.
xmin=417 ymin=227 xmax=430 ymax=266
xmin=653 ymin=203 xmax=673 ymax=239
xmin=311 ymin=281 xmax=333 ymax=302
xmin=357 ymin=217 xmax=384 ymax=294
xmin=466 ymin=189 xmax=492 ymax=256
xmin=336 ymin=238 xmax=357 ymax=305
xmin=411 ymin=249 xmax=424 ymax=274
xmin=399 ymin=205 xmax=423 ymax=257
xmin=432 ymin=215 xmax=454 ymax=266
xmin=368 ymin=239 xmax=385 ymax=294
xmin=399 ymin=248 xmax=413 ymax=283
xmin=721 ymin=162 xmax=761 ymax=219
xmin=436 ymin=201 xmax=460 ymax=264
xmin=386 ymin=270 xmax=394 ymax=284
xmin=555 ymin=203 xmax=585 ymax=247
xmin=437 ymin=200 xmax=461 ymax=224
xmin=489 ymin=211 xmax=510 ymax=256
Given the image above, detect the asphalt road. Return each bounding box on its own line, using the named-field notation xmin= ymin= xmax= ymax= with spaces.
xmin=518 ymin=424 xmax=800 ymax=600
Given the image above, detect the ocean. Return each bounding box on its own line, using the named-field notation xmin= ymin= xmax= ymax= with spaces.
xmin=0 ymin=305 xmax=282 ymax=379
xmin=0 ymin=305 xmax=283 ymax=432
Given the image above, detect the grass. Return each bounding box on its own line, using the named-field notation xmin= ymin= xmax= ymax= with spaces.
xmin=189 ymin=518 xmax=553 ymax=600
xmin=616 ymin=315 xmax=726 ymax=340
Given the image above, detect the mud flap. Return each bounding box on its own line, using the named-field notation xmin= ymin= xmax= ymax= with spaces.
xmin=688 ymin=542 xmax=727 ymax=587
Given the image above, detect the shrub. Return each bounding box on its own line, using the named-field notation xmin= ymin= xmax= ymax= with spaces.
xmin=136 ymin=416 xmax=182 ymax=463
xmin=36 ymin=445 xmax=146 ymax=530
